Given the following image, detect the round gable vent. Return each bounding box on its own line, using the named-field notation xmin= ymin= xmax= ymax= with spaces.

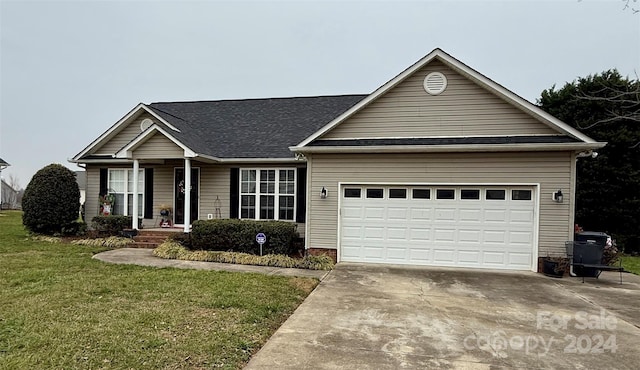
xmin=140 ymin=118 xmax=154 ymax=131
xmin=423 ymin=72 xmax=447 ymax=95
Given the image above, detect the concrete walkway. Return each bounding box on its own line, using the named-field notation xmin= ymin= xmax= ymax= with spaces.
xmin=93 ymin=248 xmax=330 ymax=280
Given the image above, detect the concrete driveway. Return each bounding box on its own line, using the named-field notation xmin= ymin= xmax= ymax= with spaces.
xmin=245 ymin=264 xmax=640 ymax=369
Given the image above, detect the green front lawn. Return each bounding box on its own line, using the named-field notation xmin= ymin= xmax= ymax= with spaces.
xmin=622 ymin=255 xmax=640 ymax=275
xmin=0 ymin=211 xmax=318 ymax=369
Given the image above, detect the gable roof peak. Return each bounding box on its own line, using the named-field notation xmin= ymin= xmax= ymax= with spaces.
xmin=294 ymin=48 xmax=599 ymax=148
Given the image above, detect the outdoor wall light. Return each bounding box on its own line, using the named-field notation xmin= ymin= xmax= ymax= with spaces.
xmin=320 ymin=187 xmax=328 ymax=199
xmin=552 ymin=189 xmax=563 ymax=203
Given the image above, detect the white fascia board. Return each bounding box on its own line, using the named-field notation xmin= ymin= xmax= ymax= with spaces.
xmin=70 ymin=158 xmax=133 ymax=164
xmin=114 ymin=124 xmax=196 ymax=159
xmin=294 ymin=48 xmax=597 ymax=149
xmin=291 ymin=142 xmax=606 ymax=154
xmin=141 ymin=105 xmax=181 ymax=132
xmin=72 ymin=103 xmax=181 ymax=161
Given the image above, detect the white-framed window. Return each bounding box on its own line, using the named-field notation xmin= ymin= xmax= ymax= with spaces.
xmin=108 ymin=169 xmax=144 ymax=217
xmin=240 ymin=168 xmax=295 ymax=221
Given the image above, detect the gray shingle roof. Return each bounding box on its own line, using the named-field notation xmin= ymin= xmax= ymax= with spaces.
xmin=147 ymin=95 xmax=367 ymax=159
xmin=0 ymin=157 xmax=9 ymax=166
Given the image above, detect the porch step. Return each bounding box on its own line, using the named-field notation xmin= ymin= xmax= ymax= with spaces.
xmin=131 ymin=229 xmax=180 ymax=249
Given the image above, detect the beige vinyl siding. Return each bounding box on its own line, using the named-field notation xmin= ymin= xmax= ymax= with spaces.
xmin=85 ymin=166 xmax=101 ymax=220
xmin=307 ymin=151 xmax=573 ymax=257
xmin=94 ymin=113 xmax=155 ymax=155
xmin=200 ymin=165 xmax=231 ymax=221
xmin=133 ymin=133 xmax=184 ymax=159
xmin=321 ymin=60 xmax=558 ymax=139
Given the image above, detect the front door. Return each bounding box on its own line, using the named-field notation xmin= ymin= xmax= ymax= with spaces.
xmin=174 ymin=168 xmax=199 ymax=225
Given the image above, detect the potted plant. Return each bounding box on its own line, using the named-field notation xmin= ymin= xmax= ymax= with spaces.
xmin=159 ymin=204 xmax=172 ymax=217
xmin=542 ymin=255 xmax=569 ymax=278
xmin=158 ymin=204 xmax=172 ymax=228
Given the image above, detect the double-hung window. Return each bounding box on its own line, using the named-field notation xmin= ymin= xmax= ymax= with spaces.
xmin=240 ymin=169 xmax=295 ymax=221
xmin=108 ymin=169 xmax=144 ymax=217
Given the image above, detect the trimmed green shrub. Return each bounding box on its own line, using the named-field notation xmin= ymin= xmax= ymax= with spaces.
xmin=22 ymin=164 xmax=80 ymax=235
xmin=154 ymin=241 xmax=334 ymax=270
xmin=190 ymin=219 xmax=298 ymax=255
xmin=91 ymin=215 xmax=132 ymax=236
xmin=168 ymin=232 xmax=192 ymax=249
xmin=71 ymin=236 xmax=134 ymax=248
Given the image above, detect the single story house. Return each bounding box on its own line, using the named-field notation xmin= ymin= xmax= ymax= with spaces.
xmin=0 ymin=157 xmax=10 ymax=210
xmin=72 ymin=49 xmax=605 ymax=272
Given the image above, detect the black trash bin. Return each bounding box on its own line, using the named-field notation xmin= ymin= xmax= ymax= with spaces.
xmin=573 ymin=231 xmax=612 ymax=277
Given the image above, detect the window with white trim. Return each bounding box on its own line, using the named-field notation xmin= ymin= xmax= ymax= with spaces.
xmin=240 ymin=169 xmax=295 ymax=221
xmin=108 ymin=169 xmax=144 ymax=217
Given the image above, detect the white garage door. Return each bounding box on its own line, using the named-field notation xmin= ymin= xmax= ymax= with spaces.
xmin=340 ymin=185 xmax=536 ymax=270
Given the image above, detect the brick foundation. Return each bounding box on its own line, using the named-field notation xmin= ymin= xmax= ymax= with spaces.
xmin=308 ymin=248 xmax=337 ymax=263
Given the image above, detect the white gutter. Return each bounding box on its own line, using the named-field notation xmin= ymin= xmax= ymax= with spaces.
xmin=290 ymin=142 xmax=606 ymax=154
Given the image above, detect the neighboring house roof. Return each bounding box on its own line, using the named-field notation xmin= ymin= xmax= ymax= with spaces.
xmin=75 ymin=171 xmax=86 ymax=190
xmin=293 ymin=48 xmax=604 ymax=152
xmin=0 ymin=157 xmax=9 ymax=167
xmin=1 ymin=179 xmax=17 ymax=193
xmin=73 ymin=95 xmax=366 ymax=161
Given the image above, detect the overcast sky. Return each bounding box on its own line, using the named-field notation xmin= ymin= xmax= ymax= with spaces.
xmin=1 ymin=0 xmax=638 ymax=187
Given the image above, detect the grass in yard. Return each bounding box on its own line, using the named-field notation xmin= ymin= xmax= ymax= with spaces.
xmin=621 ymin=255 xmax=640 ymax=275
xmin=0 ymin=211 xmax=318 ymax=369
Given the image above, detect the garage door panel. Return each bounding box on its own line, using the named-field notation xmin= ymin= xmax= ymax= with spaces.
xmin=364 ymin=207 xmax=385 ymax=219
xmin=342 ymin=206 xmax=363 ymax=219
xmin=433 ymin=249 xmax=456 ymax=263
xmin=434 ymin=208 xmax=456 ymax=221
xmin=458 ymin=229 xmax=481 ymax=243
xmin=387 ymin=207 xmax=408 ymax=220
xmin=482 ymin=252 xmax=506 ymax=265
xmin=510 ymin=210 xmax=534 ymax=224
xmin=434 ymin=228 xmax=456 ymax=242
xmin=341 ymin=185 xmax=536 ymax=270
xmin=459 ymin=208 xmax=482 ymax=221
xmin=363 ymin=226 xmax=385 ymax=240
xmin=508 ymin=253 xmax=532 ymax=267
xmin=385 ymin=247 xmax=409 ymax=261
xmin=387 ymin=227 xmax=408 ymax=240
xmin=409 ymin=228 xmax=431 ymax=241
xmin=410 ymin=208 xmax=434 ymax=221
xmin=509 ymin=231 xmax=533 ymax=245
xmin=483 ymin=230 xmax=507 ymax=243
xmin=458 ymin=250 xmax=481 ymax=264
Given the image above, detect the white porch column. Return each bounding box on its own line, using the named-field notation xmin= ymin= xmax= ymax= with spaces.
xmin=132 ymin=159 xmax=140 ymax=230
xmin=183 ymin=158 xmax=191 ymax=233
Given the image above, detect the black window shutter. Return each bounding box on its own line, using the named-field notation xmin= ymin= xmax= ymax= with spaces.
xmin=230 ymin=168 xmax=239 ymax=219
xmin=99 ymin=168 xmax=108 ymax=196
xmin=296 ymin=167 xmax=307 ymax=223
xmin=144 ymin=168 xmax=154 ymax=219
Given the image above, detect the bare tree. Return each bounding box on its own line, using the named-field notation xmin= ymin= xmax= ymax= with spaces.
xmin=2 ymin=174 xmax=22 ymax=209
xmin=623 ymin=0 xmax=640 ymax=13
